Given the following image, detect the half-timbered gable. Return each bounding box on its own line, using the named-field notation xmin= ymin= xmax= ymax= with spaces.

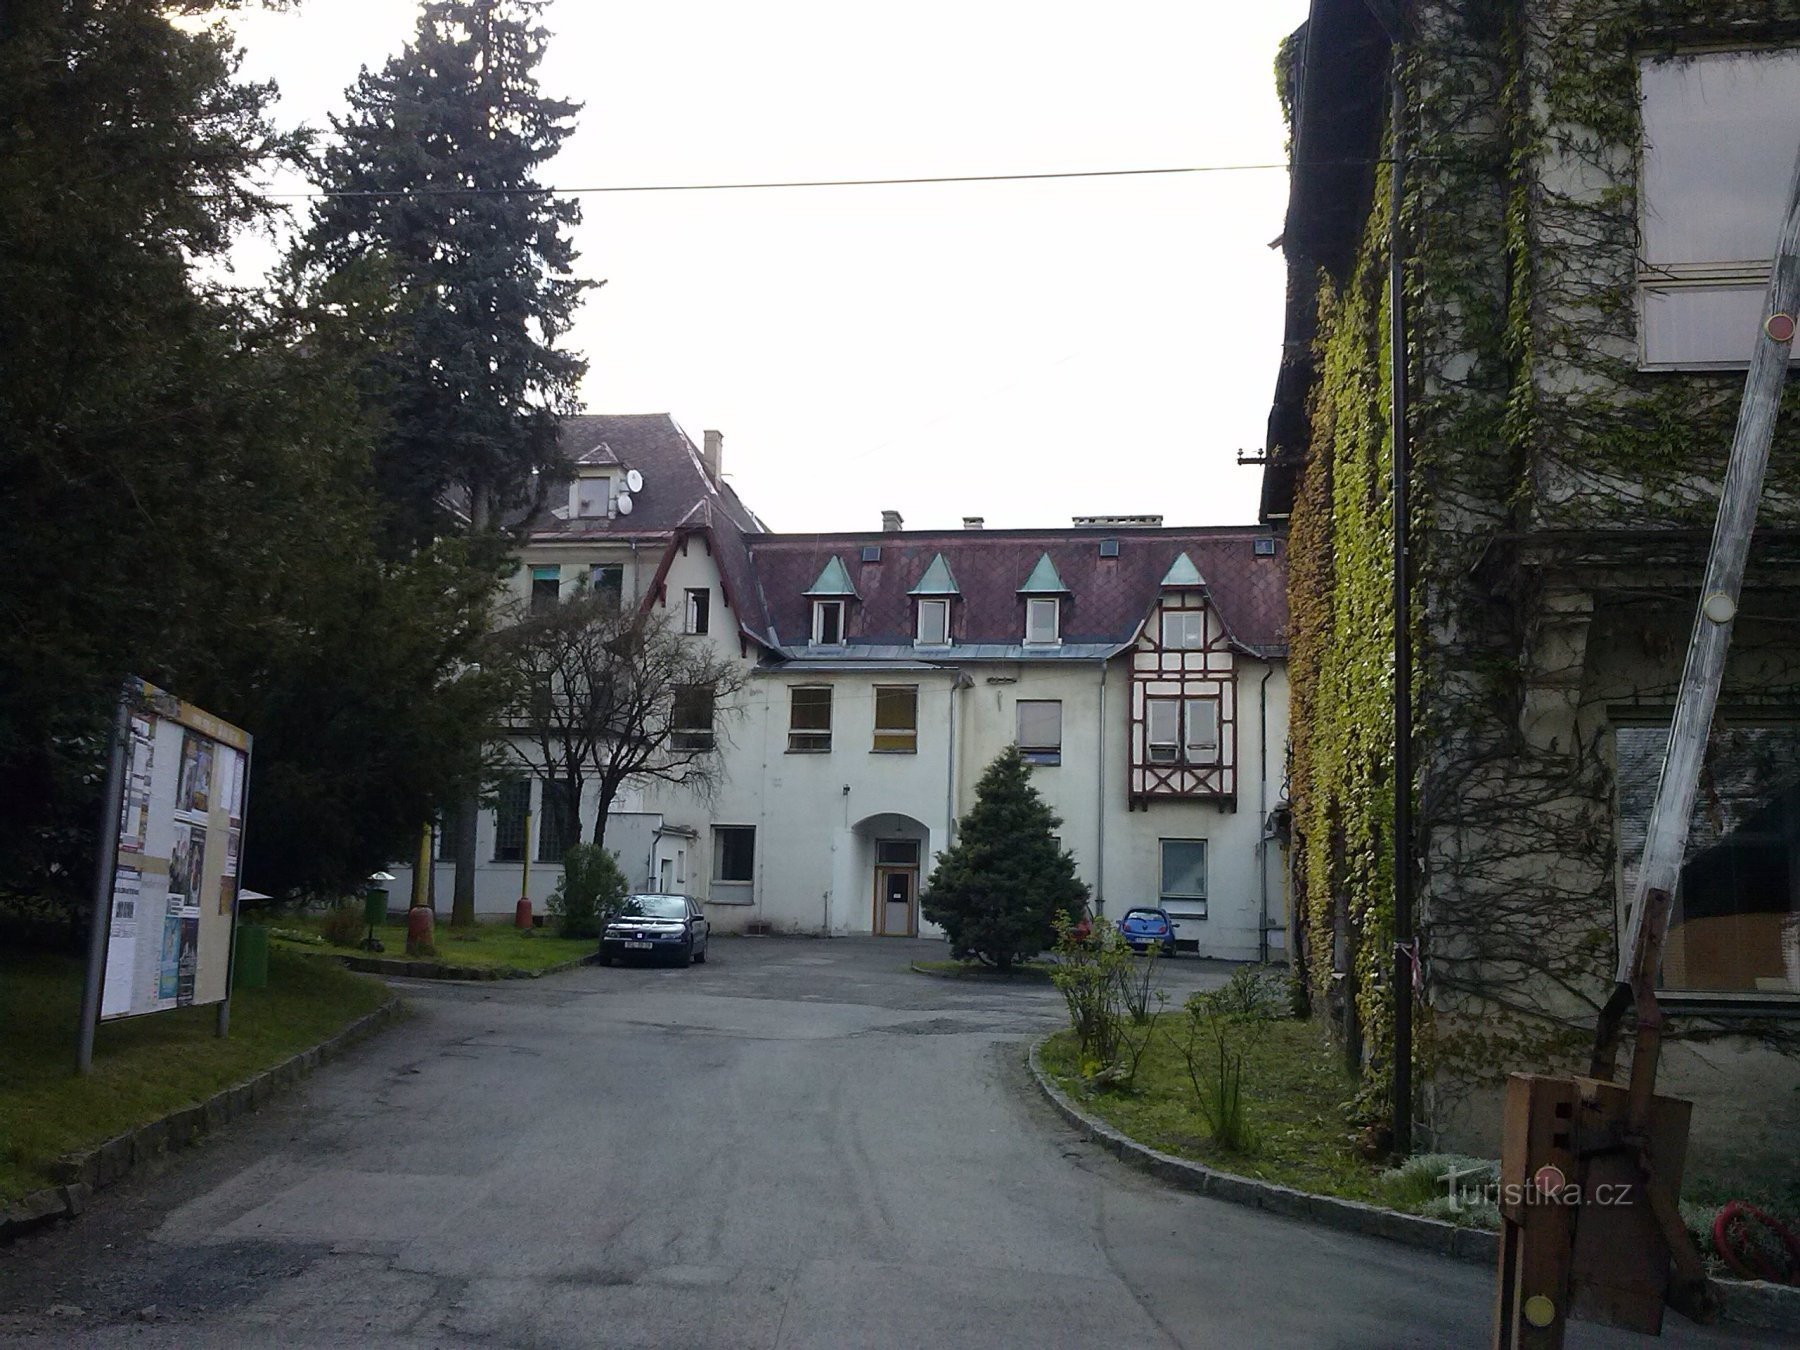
xmin=1129 ymin=553 xmax=1236 ymax=807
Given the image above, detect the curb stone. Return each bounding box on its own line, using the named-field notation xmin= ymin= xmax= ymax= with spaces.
xmin=1026 ymin=1037 xmax=1798 ymax=1334
xmin=287 ymin=947 xmax=596 ymax=982
xmin=0 ymin=996 xmax=403 ymax=1246
xmin=908 ymin=960 xmax=1055 ymax=983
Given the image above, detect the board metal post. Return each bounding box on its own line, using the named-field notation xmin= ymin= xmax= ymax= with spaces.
xmin=76 ymin=685 xmax=132 ymax=1075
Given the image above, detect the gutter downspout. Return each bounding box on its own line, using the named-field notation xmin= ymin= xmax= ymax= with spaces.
xmin=1258 ymin=665 xmax=1274 ymax=964
xmin=1095 ymin=661 xmax=1107 ymax=917
xmin=945 ymin=671 xmax=972 ymax=849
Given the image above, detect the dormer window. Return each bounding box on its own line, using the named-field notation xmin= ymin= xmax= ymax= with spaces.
xmin=812 ymin=599 xmax=845 ymax=646
xmin=574 ymin=473 xmax=611 ymax=517
xmin=916 ymin=599 xmax=950 ymax=646
xmin=1025 ymin=597 xmax=1060 ymax=645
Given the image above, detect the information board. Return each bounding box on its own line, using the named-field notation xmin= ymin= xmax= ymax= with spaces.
xmin=97 ymin=679 xmax=252 ymax=1021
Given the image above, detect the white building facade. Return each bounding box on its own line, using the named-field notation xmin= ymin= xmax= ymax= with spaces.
xmin=389 ymin=417 xmax=1292 ymax=960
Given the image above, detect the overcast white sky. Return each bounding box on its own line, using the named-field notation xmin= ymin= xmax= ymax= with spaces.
xmin=226 ymin=0 xmax=1308 ymax=533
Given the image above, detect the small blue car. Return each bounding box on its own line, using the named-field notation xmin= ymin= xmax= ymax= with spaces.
xmin=1116 ymin=906 xmax=1177 ymax=957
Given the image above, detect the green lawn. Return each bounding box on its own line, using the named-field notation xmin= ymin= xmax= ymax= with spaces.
xmin=1040 ymin=1017 xmax=1395 ymax=1206
xmin=0 ymin=947 xmax=390 ymax=1205
xmin=268 ymin=914 xmax=594 ymax=973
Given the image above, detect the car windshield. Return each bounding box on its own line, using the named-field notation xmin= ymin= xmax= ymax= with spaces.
xmin=622 ymin=895 xmax=687 ymax=920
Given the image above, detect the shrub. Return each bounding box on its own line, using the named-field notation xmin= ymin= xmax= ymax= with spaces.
xmin=1051 ymin=917 xmax=1158 ymax=1089
xmin=319 ymin=901 xmax=365 ymax=948
xmin=1210 ymin=964 xmax=1291 ymax=1020
xmin=1167 ymin=986 xmax=1274 ymax=1153
xmin=548 ymin=843 xmax=628 ymax=939
xmin=921 ymin=747 xmax=1089 ymax=970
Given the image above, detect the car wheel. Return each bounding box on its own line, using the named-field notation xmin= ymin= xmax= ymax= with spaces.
xmin=678 ymin=940 xmax=694 ymax=967
xmin=694 ymin=940 xmax=707 ymax=964
xmin=597 ymin=950 xmax=611 ymax=967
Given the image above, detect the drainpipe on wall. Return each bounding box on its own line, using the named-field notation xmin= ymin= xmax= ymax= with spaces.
xmin=944 ymin=671 xmax=973 ymax=850
xmin=1095 ymin=661 xmax=1108 ymax=917
xmin=1258 ymin=665 xmax=1275 ymax=965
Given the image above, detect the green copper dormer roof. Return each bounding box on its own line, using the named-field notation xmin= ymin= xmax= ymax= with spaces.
xmin=803 ymin=555 xmax=859 ymax=597
xmin=1016 ymin=552 xmax=1069 ymax=594
xmin=1160 ymin=551 xmax=1207 ymax=588
xmin=907 ymin=553 xmax=961 ymax=596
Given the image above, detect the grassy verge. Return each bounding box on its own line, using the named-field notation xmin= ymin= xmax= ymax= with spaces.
xmin=0 ymin=947 xmax=389 ymax=1205
xmin=268 ymin=914 xmax=593 ymax=973
xmin=1039 ymin=1018 xmax=1395 ymax=1205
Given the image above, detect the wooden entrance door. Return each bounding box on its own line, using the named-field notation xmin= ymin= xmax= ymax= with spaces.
xmin=873 ymin=838 xmax=921 ymax=936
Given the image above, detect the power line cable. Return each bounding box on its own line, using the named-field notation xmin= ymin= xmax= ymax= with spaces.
xmin=256 ymin=159 xmax=1384 ymax=200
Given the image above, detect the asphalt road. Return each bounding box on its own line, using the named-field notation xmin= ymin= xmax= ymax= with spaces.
xmin=0 ymin=939 xmax=1778 ymax=1349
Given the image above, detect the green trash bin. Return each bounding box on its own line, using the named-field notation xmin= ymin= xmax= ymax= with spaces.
xmin=234 ymin=924 xmax=269 ymax=989
xmin=364 ymin=885 xmax=388 ymax=929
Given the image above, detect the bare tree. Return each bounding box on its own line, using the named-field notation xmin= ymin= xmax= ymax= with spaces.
xmin=492 ymin=590 xmax=749 ymax=854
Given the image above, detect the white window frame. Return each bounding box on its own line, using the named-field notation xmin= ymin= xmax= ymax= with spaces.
xmin=1146 ymin=698 xmax=1180 ymax=763
xmin=1016 ymin=699 xmax=1063 ymax=766
xmin=787 ymin=685 xmax=833 ymax=753
xmin=812 ymin=599 xmax=845 ymax=646
xmin=1183 ymin=698 xmax=1221 ymax=766
xmin=1159 ymin=838 xmax=1208 ymax=916
xmin=872 ymin=685 xmax=919 ymax=753
xmin=1024 ymin=596 xmax=1060 ymax=645
xmin=685 ymin=587 xmax=710 ymax=635
xmin=671 ymin=685 xmax=715 ymax=751
xmin=916 ymin=598 xmax=951 ymax=646
xmin=1161 ymin=609 xmax=1206 ymax=650
xmin=1637 ymin=51 xmax=1800 ymax=370
xmin=712 ymin=825 xmax=755 ymax=884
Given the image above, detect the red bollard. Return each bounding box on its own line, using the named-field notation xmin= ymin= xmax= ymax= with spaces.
xmin=514 ymin=897 xmax=533 ymax=930
xmin=406 ymin=905 xmax=436 ymax=958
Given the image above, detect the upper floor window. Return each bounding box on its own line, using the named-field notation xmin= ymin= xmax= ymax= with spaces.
xmin=873 ymin=685 xmax=918 ymax=753
xmin=812 ymin=599 xmax=845 ymax=646
xmin=1639 ymin=51 xmax=1800 ymax=369
xmin=916 ymin=598 xmax=951 ymax=646
xmin=530 ymin=565 xmax=560 ymax=615
xmin=671 ymin=685 xmax=715 ymax=751
xmin=1017 ymin=700 xmax=1062 ymax=766
xmin=1025 ymin=597 xmax=1060 ymax=645
xmin=1147 ymin=697 xmax=1219 ymax=765
xmin=591 ymin=564 xmax=623 ymax=610
xmin=685 ymin=587 xmax=710 ymax=635
xmin=1161 ymin=609 xmax=1206 ymax=649
xmin=788 ymin=686 xmax=832 ymax=752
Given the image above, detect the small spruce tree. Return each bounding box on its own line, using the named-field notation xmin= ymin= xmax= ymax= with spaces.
xmin=922 ymin=747 xmax=1090 ymax=969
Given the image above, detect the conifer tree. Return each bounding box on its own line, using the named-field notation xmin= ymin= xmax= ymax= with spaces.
xmin=302 ymin=0 xmax=589 ymax=545
xmin=922 ymin=747 xmax=1090 ymax=969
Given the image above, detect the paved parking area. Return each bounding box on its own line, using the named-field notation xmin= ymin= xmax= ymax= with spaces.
xmin=0 ymin=938 xmax=1776 ymax=1348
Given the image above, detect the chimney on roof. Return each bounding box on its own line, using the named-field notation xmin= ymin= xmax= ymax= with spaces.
xmin=962 ymin=516 xmax=985 ymax=530
xmin=701 ymin=429 xmax=723 ymax=482
xmin=881 ymin=510 xmax=904 ymax=533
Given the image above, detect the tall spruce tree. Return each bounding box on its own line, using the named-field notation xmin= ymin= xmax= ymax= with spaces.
xmin=0 ymin=2 xmax=513 ymax=923
xmin=302 ymin=0 xmax=589 ymax=542
xmin=302 ymin=0 xmax=589 ymax=925
xmin=922 ymin=747 xmax=1090 ymax=970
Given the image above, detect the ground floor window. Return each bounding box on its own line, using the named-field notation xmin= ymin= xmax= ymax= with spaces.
xmin=492 ymin=779 xmax=531 ymax=862
xmin=1159 ymin=838 xmax=1207 ymax=914
xmin=1617 ymin=722 xmax=1800 ymax=996
xmin=538 ymin=780 xmax=575 ymax=863
xmin=713 ymin=825 xmax=755 ymax=883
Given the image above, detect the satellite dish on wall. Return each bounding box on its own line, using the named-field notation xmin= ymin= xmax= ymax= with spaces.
xmin=616 ymin=492 xmax=634 ymax=515
xmin=625 ymin=468 xmax=644 ymax=493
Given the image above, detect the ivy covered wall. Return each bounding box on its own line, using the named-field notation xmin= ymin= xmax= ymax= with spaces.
xmin=1284 ymin=0 xmax=1800 ymax=1152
